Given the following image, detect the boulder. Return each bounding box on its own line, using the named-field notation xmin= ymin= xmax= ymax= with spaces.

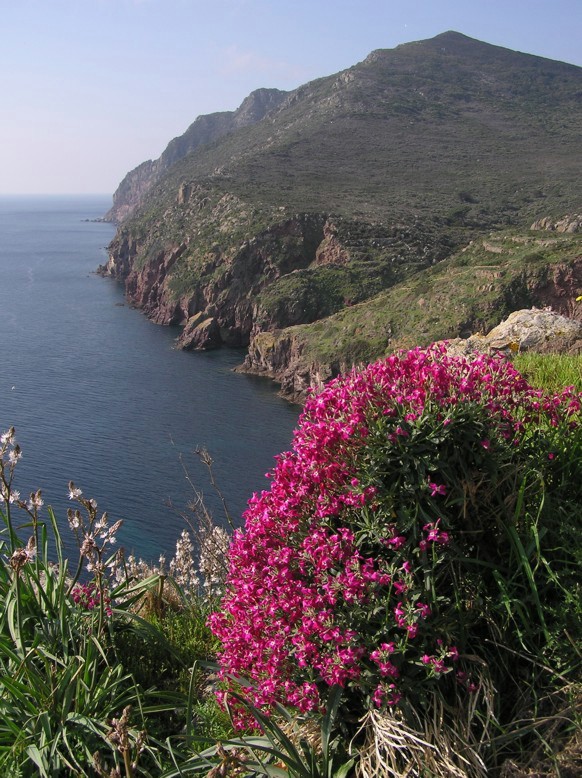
xmin=445 ymin=308 xmax=582 ymax=357
xmin=177 ymin=314 xmax=222 ymax=351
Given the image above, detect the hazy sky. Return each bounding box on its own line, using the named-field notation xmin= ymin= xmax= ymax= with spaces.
xmin=1 ymin=0 xmax=581 ymax=196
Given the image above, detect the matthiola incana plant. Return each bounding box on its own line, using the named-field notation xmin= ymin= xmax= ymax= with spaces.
xmin=210 ymin=344 xmax=581 ymax=756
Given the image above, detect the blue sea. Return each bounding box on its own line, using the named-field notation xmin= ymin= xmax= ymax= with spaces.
xmin=0 ymin=195 xmax=299 ymax=561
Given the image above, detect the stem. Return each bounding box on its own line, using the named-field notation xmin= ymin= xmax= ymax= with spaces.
xmin=66 ymin=552 xmax=85 ymax=596
xmin=123 ymin=748 xmax=134 ymax=778
xmin=1 ymin=474 xmax=18 ymax=552
xmin=96 ymin=564 xmax=105 ymax=638
xmin=14 ymin=572 xmax=25 ymax=659
xmin=156 ymin=574 xmax=165 ymax=616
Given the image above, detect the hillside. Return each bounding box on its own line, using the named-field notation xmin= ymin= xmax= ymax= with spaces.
xmin=242 ymin=220 xmax=582 ymax=399
xmin=101 ymin=31 xmax=582 ymax=395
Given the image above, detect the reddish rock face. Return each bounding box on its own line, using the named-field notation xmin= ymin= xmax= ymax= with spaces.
xmin=179 ymin=315 xmax=222 ymax=351
xmin=531 ymin=259 xmax=582 ymax=320
xmin=313 ymin=221 xmax=350 ymax=267
xmin=103 ymin=207 xmax=330 ymax=353
xmin=121 ymin=243 xmax=189 ymax=326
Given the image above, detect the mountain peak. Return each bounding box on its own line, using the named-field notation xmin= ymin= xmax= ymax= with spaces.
xmin=364 ymin=31 xmax=497 ymax=66
xmin=403 ymin=30 xmax=511 ymax=56
xmin=431 ymin=30 xmax=475 ymax=43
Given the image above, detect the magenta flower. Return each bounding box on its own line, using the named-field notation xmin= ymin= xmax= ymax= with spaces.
xmin=428 ymin=481 xmax=447 ymax=497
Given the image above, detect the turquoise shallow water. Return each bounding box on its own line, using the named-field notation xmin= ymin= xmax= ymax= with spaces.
xmin=0 ymin=195 xmax=299 ymax=561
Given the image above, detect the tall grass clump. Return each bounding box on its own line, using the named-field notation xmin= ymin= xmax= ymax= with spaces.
xmin=210 ymin=344 xmax=581 ymax=775
xmin=0 ymin=429 xmax=153 ymax=774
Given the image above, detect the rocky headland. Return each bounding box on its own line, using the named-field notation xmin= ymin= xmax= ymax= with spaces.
xmin=100 ymin=32 xmax=582 ymax=400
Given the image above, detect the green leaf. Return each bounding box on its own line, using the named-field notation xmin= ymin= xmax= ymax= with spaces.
xmin=25 ymin=743 xmax=49 ymax=777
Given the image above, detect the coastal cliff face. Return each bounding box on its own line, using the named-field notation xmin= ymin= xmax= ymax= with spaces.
xmin=102 ymin=182 xmax=449 ymax=351
xmin=239 ymin=329 xmax=341 ymax=402
xmin=103 ymin=188 xmax=327 ymax=345
xmin=103 ymin=215 xmax=582 ymax=403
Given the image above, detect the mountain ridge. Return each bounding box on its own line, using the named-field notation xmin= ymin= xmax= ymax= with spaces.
xmin=101 ymin=31 xmax=582 ymax=398
xmin=105 ymin=87 xmax=288 ymax=222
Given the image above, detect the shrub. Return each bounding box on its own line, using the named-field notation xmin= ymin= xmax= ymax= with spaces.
xmin=210 ymin=344 xmax=581 ymax=769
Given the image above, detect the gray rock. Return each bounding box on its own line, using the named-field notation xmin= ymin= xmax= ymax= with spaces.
xmin=445 ymin=308 xmax=582 ymax=357
xmin=530 ymin=214 xmax=582 ymax=233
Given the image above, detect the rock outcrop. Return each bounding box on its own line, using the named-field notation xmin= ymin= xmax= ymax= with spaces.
xmin=238 ymin=330 xmax=341 ymax=403
xmin=531 ymin=214 xmax=582 ymax=233
xmin=444 ymin=309 xmax=582 ymax=358
xmin=179 ymin=313 xmax=222 ymax=351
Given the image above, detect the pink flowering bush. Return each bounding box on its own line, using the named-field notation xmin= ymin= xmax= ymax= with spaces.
xmin=210 ymin=345 xmax=581 ymax=733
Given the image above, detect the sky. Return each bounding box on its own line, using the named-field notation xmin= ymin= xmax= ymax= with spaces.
xmin=1 ymin=0 xmax=581 ymax=197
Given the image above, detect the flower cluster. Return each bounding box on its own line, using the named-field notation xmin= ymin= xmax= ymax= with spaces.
xmin=169 ymin=529 xmax=199 ymax=596
xmin=70 ymin=581 xmax=113 ymax=617
xmin=9 ymin=536 xmax=36 ymax=574
xmin=109 ymin=523 xmax=230 ymax=609
xmin=198 ymin=525 xmax=230 ymax=598
xmin=0 ymin=427 xmax=22 ymax=505
xmin=67 ymin=482 xmax=122 ymax=575
xmin=208 ymin=345 xmax=580 ymax=724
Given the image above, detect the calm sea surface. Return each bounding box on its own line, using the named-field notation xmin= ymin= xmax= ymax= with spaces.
xmin=0 ymin=195 xmax=299 ymax=561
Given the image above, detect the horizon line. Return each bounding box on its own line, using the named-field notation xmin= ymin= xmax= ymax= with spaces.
xmin=0 ymin=192 xmax=112 ymax=196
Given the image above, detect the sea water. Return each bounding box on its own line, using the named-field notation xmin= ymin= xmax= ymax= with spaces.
xmin=0 ymin=195 xmax=299 ymax=561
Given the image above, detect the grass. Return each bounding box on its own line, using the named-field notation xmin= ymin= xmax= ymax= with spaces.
xmin=514 ymin=353 xmax=582 ymax=392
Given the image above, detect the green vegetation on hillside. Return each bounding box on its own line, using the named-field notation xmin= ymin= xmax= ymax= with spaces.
xmin=105 ymin=32 xmax=582 ymax=366
xmin=140 ymin=33 xmax=581 ymax=224
xmin=280 ymin=228 xmax=582 ymax=370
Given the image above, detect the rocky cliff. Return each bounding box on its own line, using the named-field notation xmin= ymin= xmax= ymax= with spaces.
xmin=239 ymin=221 xmax=582 ymax=401
xmin=101 ymin=183 xmax=449 ymax=351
